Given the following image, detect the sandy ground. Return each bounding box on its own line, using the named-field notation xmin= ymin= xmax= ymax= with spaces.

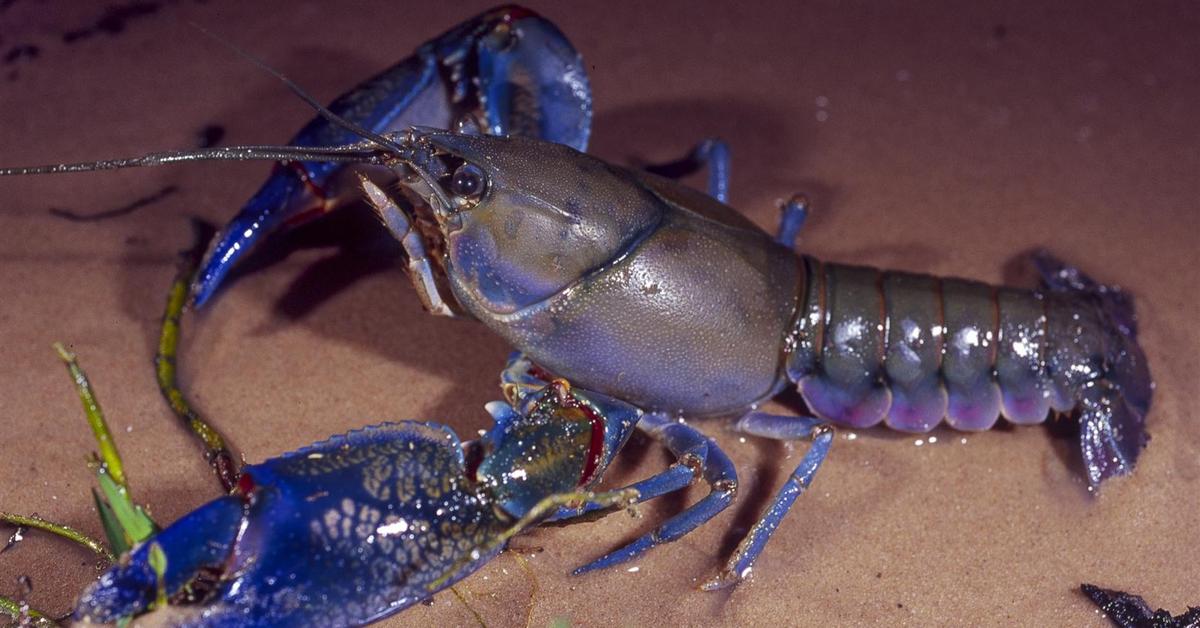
xmin=1 ymin=1 xmax=1197 ymax=626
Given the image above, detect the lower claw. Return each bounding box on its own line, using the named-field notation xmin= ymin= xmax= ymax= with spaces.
xmin=78 ymin=422 xmax=508 ymax=625
xmin=76 ymin=357 xmax=646 ymax=625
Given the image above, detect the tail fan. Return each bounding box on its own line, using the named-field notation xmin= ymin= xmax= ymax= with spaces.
xmin=1033 ymin=251 xmax=1153 ymax=488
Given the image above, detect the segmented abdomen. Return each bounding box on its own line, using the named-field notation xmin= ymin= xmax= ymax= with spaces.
xmin=785 ymin=257 xmax=1063 ymax=432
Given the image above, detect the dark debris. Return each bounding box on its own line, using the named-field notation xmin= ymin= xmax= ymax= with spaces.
xmin=1083 ymin=584 xmax=1200 ymax=628
xmin=195 ymin=124 xmax=226 ymax=149
xmin=62 ymin=1 xmax=161 ymax=44
xmin=48 ymin=184 xmax=178 ymax=222
xmin=2 ymin=44 xmax=38 ymax=64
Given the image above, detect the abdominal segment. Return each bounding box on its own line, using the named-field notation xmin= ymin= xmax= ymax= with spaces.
xmin=787 ymin=258 xmax=1053 ymax=433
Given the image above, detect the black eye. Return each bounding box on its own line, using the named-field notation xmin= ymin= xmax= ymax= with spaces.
xmin=451 ymin=163 xmax=486 ymax=199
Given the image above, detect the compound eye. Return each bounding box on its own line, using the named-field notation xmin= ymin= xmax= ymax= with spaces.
xmin=450 ymin=163 xmax=486 ymax=202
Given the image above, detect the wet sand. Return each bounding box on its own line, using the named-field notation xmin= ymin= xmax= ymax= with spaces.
xmin=1 ymin=1 xmax=1197 ymax=625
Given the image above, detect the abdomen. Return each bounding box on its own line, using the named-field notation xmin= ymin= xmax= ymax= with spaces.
xmin=787 ymin=258 xmax=1072 ymax=432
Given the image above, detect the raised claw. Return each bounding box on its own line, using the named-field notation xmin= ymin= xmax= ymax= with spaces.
xmin=191 ymin=5 xmax=592 ymax=306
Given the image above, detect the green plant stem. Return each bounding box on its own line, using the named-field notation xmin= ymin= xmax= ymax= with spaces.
xmin=156 ymin=253 xmax=238 ymax=492
xmin=0 ymin=512 xmax=114 ymax=562
xmin=450 ymin=585 xmax=488 ymax=628
xmin=0 ymin=595 xmax=57 ymax=627
xmin=52 ymin=342 xmax=126 ymax=488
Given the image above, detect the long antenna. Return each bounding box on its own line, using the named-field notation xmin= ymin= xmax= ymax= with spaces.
xmin=0 ymin=27 xmax=434 ymax=182
xmin=0 ymin=144 xmax=385 ymax=176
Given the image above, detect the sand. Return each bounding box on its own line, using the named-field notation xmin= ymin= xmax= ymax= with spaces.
xmin=1 ymin=1 xmax=1197 ymax=626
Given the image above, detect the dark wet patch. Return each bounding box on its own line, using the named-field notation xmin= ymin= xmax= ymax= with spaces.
xmin=49 ymin=184 xmax=178 ymax=222
xmin=62 ymin=1 xmax=161 ymax=45
xmin=993 ymin=24 xmax=1007 ymax=40
xmin=196 ymin=124 xmax=226 ymax=148
xmin=2 ymin=43 xmax=38 ymax=64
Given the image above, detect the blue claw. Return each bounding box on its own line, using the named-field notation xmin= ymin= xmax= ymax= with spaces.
xmin=470 ymin=7 xmax=592 ymax=149
xmin=76 ymin=495 xmax=243 ymax=621
xmin=77 ymin=423 xmax=506 ymax=625
xmin=76 ymin=359 xmax=644 ymax=625
xmin=191 ymin=173 xmax=302 ymax=307
xmin=192 ymin=5 xmax=592 ymax=306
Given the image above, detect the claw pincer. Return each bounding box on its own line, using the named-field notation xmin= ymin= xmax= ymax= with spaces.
xmin=76 ymin=363 xmax=640 ymax=626
xmin=191 ymin=5 xmax=592 ymax=306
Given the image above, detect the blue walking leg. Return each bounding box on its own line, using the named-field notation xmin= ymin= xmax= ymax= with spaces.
xmin=547 ymin=464 xmax=694 ymax=522
xmin=546 ymin=414 xmax=699 ymax=522
xmin=735 ymin=410 xmax=824 ymax=439
xmin=775 ymin=194 xmax=810 ymax=251
xmin=644 ymin=143 xmax=809 ymax=249
xmin=701 ymin=413 xmax=834 ymax=590
xmin=572 ymin=412 xmax=738 ymax=574
xmin=644 ymin=138 xmax=732 ymax=203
